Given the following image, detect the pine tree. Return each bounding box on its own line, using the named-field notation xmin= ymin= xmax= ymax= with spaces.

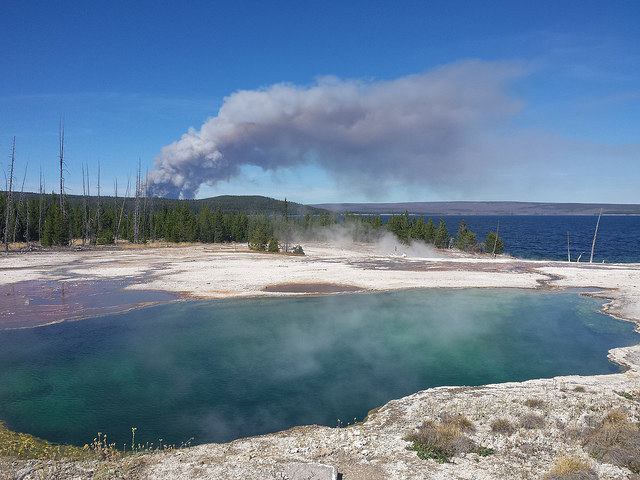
xmin=267 ymin=237 xmax=280 ymax=252
xmin=424 ymin=217 xmax=436 ymax=244
xmin=434 ymin=218 xmax=450 ymax=249
xmin=484 ymin=231 xmax=504 ymax=255
xmin=212 ymin=207 xmax=225 ymax=243
xmin=41 ymin=204 xmax=54 ymax=247
xmin=410 ymin=216 xmax=427 ymax=241
xmin=197 ymin=206 xmax=213 ymax=242
xmin=455 ymin=219 xmax=477 ymax=251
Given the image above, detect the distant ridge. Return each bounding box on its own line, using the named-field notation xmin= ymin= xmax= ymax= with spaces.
xmin=16 ymin=192 xmax=327 ymax=215
xmin=195 ymin=195 xmax=326 ymax=215
xmin=311 ymin=201 xmax=640 ymax=216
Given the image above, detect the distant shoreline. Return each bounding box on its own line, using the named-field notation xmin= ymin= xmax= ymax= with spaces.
xmin=311 ymin=201 xmax=640 ymax=216
xmin=330 ymin=212 xmax=640 ymax=217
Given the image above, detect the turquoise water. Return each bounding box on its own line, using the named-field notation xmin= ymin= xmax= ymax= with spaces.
xmin=0 ymin=289 xmax=636 ymax=447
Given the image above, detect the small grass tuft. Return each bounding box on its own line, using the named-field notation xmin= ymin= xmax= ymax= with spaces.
xmin=439 ymin=412 xmax=476 ymax=433
xmin=86 ymin=432 xmax=124 ymax=461
xmin=523 ymin=398 xmax=546 ymax=409
xmin=520 ymin=413 xmax=545 ymax=429
xmin=491 ymin=417 xmax=516 ymax=435
xmin=573 ymin=386 xmax=586 ymax=393
xmin=583 ymin=408 xmax=640 ymax=472
xmin=405 ymin=415 xmax=490 ymax=463
xmin=544 ymin=454 xmax=598 ymax=480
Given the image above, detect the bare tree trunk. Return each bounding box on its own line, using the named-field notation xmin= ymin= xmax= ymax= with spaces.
xmin=38 ymin=167 xmax=44 ymax=242
xmin=113 ymin=179 xmax=118 ymax=244
xmin=4 ymin=137 xmax=15 ymax=252
xmin=492 ymin=221 xmax=500 ymax=257
xmin=15 ymin=164 xmax=28 ymax=245
xmin=149 ymin=195 xmax=154 ymax=242
xmin=146 ymin=171 xmax=154 ymax=242
xmin=95 ymin=162 xmax=101 ymax=243
xmin=86 ymin=164 xmax=93 ymax=243
xmin=59 ymin=120 xmax=65 ymax=216
xmin=115 ymin=178 xmax=130 ymax=244
xmin=589 ymin=209 xmax=602 ymax=263
xmin=23 ymin=166 xmax=30 ymax=249
xmin=12 ymin=164 xmax=28 ymax=243
xmin=59 ymin=120 xmax=72 ymax=245
xmin=81 ymin=164 xmax=88 ymax=246
xmin=134 ymin=159 xmax=141 ymax=244
xmin=142 ymin=169 xmax=149 ymax=242
xmin=567 ymin=231 xmax=571 ymax=262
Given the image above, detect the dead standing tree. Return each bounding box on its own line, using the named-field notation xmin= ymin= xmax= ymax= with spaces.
xmin=133 ymin=159 xmax=142 ymax=244
xmin=589 ymin=209 xmax=603 ymax=263
xmin=12 ymin=163 xmax=29 ymax=246
xmin=115 ymin=178 xmax=130 ymax=244
xmin=38 ymin=167 xmax=45 ymax=242
xmin=58 ymin=120 xmax=71 ymax=245
xmin=81 ymin=163 xmax=89 ymax=245
xmin=4 ymin=137 xmax=16 ymax=252
xmin=94 ymin=162 xmax=101 ymax=243
xmin=142 ymin=169 xmax=150 ymax=241
xmin=59 ymin=121 xmax=65 ymax=216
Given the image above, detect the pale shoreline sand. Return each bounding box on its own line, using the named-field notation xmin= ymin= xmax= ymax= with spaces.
xmin=2 ymin=242 xmax=640 ymax=327
xmin=2 ymin=243 xmax=640 ymax=479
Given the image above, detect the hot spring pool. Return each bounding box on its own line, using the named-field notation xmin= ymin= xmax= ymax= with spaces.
xmin=0 ymin=288 xmax=636 ymax=447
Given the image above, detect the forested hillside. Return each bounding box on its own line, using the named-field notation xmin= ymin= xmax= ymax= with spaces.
xmin=10 ymin=193 xmax=324 ymax=216
xmin=1 ymin=192 xmax=502 ymax=255
xmin=0 ymin=192 xmax=323 ymax=247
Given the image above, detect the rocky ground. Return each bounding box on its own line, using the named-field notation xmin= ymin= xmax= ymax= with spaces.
xmin=2 ymin=243 xmax=640 ymax=479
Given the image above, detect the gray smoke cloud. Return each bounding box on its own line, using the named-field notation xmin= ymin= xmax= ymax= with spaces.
xmin=149 ymin=60 xmax=527 ymax=198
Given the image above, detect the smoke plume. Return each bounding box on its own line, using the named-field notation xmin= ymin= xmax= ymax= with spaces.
xmin=149 ymin=60 xmax=527 ymax=198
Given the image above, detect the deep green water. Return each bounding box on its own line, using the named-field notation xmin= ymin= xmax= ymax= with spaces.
xmin=0 ymin=289 xmax=636 ymax=448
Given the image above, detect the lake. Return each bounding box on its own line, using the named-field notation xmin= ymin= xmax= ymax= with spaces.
xmin=0 ymin=289 xmax=636 ymax=448
xmin=382 ymin=215 xmax=640 ymax=263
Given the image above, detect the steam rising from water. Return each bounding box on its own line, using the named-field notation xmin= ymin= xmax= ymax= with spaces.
xmin=148 ymin=60 xmax=526 ymax=198
xmin=0 ymin=291 xmax=634 ymax=446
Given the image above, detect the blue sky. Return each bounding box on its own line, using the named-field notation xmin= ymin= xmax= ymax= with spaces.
xmin=1 ymin=1 xmax=639 ymax=203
